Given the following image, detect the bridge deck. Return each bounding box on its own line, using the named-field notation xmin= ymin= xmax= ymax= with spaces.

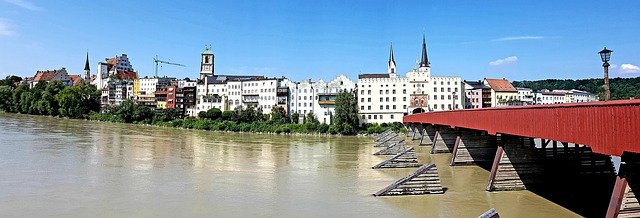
xmin=403 ymin=99 xmax=640 ymax=156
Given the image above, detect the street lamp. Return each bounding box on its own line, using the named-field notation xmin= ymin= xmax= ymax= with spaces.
xmin=598 ymin=47 xmax=613 ymax=101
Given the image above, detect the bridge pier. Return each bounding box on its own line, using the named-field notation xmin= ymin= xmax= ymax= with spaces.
xmin=606 ymin=153 xmax=640 ymax=218
xmin=419 ymin=124 xmax=437 ymax=146
xmin=430 ymin=127 xmax=458 ymax=154
xmin=486 ymin=134 xmax=543 ymax=191
xmin=412 ymin=124 xmax=424 ymax=141
xmin=450 ymin=129 xmax=498 ymax=167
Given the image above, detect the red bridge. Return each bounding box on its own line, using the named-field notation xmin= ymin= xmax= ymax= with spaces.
xmin=403 ymin=99 xmax=640 ymax=218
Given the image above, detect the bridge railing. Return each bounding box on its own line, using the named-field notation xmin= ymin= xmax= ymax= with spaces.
xmin=403 ymin=99 xmax=640 ymax=156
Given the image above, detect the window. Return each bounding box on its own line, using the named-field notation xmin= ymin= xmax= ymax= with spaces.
xmin=362 ymin=115 xmax=365 ymax=119
xmin=385 ymin=90 xmax=389 ymax=94
xmin=386 ymin=97 xmax=389 ymax=102
xmin=403 ymin=89 xmax=406 ymax=94
xmin=380 ymin=115 xmax=383 ymax=119
xmin=368 ymin=106 xmax=371 ymax=110
xmin=403 ymin=105 xmax=407 ymax=109
xmin=434 ymin=87 xmax=437 ymax=92
xmin=380 ymin=90 xmax=383 ymax=94
xmin=380 ymin=105 xmax=383 ymax=110
xmin=380 ymin=97 xmax=383 ymax=102
xmin=448 ymin=95 xmax=451 ymax=100
xmin=386 ymin=105 xmax=389 ymax=109
xmin=374 ymin=115 xmax=377 ymax=119
xmin=392 ymin=97 xmax=396 ymax=102
xmin=434 ymin=104 xmax=438 ymax=109
xmin=403 ymin=97 xmax=407 ymax=101
xmin=441 ymin=104 xmax=445 ymax=109
xmin=390 ymin=115 xmax=394 ymax=119
xmin=447 ymin=88 xmax=451 ymax=92
xmin=361 ymin=106 xmax=364 ymax=110
xmin=455 ymin=88 xmax=458 ymax=92
xmin=361 ymin=98 xmax=364 ymax=102
xmin=368 ymin=115 xmax=371 ymax=119
xmin=393 ymin=105 xmax=396 ymax=109
xmin=368 ymin=98 xmax=371 ymax=102
xmin=368 ymin=90 xmax=371 ymax=94
xmin=361 ymin=90 xmax=364 ymax=95
xmin=441 ymin=88 xmax=445 ymax=92
xmin=392 ymin=90 xmax=396 ymax=94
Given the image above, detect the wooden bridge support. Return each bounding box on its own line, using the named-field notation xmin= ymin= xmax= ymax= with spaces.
xmin=486 ymin=135 xmax=543 ymax=191
xmin=430 ymin=127 xmax=457 ymax=154
xmin=450 ymin=129 xmax=498 ymax=166
xmin=606 ymin=154 xmax=640 ymax=218
xmin=420 ymin=124 xmax=438 ymax=146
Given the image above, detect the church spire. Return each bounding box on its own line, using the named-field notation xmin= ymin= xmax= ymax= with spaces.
xmin=84 ymin=52 xmax=90 ymax=71
xmin=420 ymin=35 xmax=430 ymax=68
xmin=84 ymin=51 xmax=91 ymax=80
xmin=388 ymin=43 xmax=397 ymax=75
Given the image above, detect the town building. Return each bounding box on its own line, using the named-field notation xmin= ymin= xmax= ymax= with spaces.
xmin=92 ymin=54 xmax=137 ymax=90
xmin=534 ymin=90 xmax=566 ymax=105
xmin=463 ymin=80 xmax=487 ymax=109
xmin=357 ymin=37 xmax=463 ymax=124
xmin=30 ymin=68 xmax=73 ymax=88
xmin=516 ymin=87 xmax=535 ymax=105
xmin=313 ymin=75 xmax=356 ymax=124
xmin=484 ymin=78 xmax=519 ymax=107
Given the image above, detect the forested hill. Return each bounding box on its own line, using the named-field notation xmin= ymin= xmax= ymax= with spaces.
xmin=512 ymin=77 xmax=640 ymax=100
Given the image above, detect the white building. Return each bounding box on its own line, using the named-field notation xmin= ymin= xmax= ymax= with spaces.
xmin=534 ymin=90 xmax=566 ymax=105
xmin=92 ymin=54 xmax=137 ymax=90
xmin=357 ymin=37 xmax=463 ymax=124
xmin=313 ymin=75 xmax=356 ymax=124
xmin=517 ymin=87 xmax=535 ymax=105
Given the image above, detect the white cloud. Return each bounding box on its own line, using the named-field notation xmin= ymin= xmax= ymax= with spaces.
xmin=489 ymin=56 xmax=518 ymax=66
xmin=0 ymin=19 xmax=14 ymax=36
xmin=3 ymin=0 xmax=41 ymax=11
xmin=620 ymin=64 xmax=640 ymax=74
xmin=492 ymin=36 xmax=545 ymax=42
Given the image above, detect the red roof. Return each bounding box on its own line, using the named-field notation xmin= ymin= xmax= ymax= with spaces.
xmin=33 ymin=69 xmax=66 ymax=82
xmin=116 ymin=71 xmax=138 ymax=80
xmin=69 ymin=75 xmax=84 ymax=85
xmin=485 ymin=78 xmax=516 ymax=92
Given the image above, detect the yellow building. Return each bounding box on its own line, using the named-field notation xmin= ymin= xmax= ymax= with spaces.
xmin=484 ymin=78 xmax=519 ymax=107
xmin=133 ymin=79 xmax=141 ymax=96
xmin=157 ymin=101 xmax=167 ymax=109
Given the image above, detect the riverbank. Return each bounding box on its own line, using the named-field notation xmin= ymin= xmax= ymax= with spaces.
xmin=89 ymin=112 xmax=406 ymax=137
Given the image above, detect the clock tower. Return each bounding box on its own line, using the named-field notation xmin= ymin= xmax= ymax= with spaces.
xmin=200 ymin=45 xmax=214 ymax=80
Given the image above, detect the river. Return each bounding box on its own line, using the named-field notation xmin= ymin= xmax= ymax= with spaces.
xmin=0 ymin=113 xmax=579 ymax=217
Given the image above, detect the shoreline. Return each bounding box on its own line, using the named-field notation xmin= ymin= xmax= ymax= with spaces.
xmin=1 ymin=112 xmax=390 ymax=138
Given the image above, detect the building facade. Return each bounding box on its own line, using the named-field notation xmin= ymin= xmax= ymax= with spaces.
xmin=357 ymin=37 xmax=463 ymax=124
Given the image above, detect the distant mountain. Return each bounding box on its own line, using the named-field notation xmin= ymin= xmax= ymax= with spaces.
xmin=512 ymin=77 xmax=640 ymax=100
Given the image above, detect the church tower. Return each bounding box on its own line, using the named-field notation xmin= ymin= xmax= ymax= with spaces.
xmin=200 ymin=45 xmax=214 ymax=80
xmin=418 ymin=35 xmax=431 ymax=76
xmin=84 ymin=52 xmax=91 ymax=80
xmin=388 ymin=43 xmax=397 ymax=77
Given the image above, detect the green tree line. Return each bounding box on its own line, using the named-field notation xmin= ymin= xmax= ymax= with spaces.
xmin=1 ymin=76 xmax=405 ymax=135
xmin=0 ymin=79 xmax=101 ymax=118
xmin=512 ymin=77 xmax=640 ymax=100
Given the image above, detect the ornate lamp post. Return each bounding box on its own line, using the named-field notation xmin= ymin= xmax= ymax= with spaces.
xmin=598 ymin=47 xmax=613 ymax=101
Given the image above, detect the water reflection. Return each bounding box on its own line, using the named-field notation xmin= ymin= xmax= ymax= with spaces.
xmin=0 ymin=113 xmax=579 ymax=217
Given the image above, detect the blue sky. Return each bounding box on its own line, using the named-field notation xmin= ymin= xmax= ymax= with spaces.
xmin=1 ymin=0 xmax=639 ymax=81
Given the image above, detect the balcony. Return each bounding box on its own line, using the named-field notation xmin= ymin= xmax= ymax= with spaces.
xmin=277 ymin=88 xmax=289 ymax=96
xmin=318 ymin=101 xmax=336 ymax=105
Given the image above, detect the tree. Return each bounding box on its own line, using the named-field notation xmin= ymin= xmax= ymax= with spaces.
xmin=56 ymin=84 xmax=100 ymax=118
xmin=270 ymin=106 xmax=287 ymax=124
xmin=199 ymin=107 xmax=222 ymax=120
xmin=0 ymin=75 xmax=22 ymax=87
xmin=334 ymin=91 xmax=359 ymax=135
xmin=304 ymin=111 xmax=318 ymax=124
xmin=0 ymin=86 xmax=12 ymax=111
xmin=222 ymin=110 xmax=236 ymax=121
xmin=11 ymin=84 xmax=29 ymax=112
xmin=290 ymin=112 xmax=300 ymax=124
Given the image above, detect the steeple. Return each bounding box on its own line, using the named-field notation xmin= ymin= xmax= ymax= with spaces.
xmin=84 ymin=52 xmax=91 ymax=80
xmin=388 ymin=43 xmax=396 ymax=75
xmin=420 ymin=35 xmax=430 ymax=68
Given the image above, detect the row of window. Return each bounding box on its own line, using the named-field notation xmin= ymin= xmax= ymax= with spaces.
xmin=360 ymin=84 xmax=406 ymax=88
xmin=360 ymin=105 xmax=404 ymax=111
xmin=362 ymin=114 xmax=395 ymax=120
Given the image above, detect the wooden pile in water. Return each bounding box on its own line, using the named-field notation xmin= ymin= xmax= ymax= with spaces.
xmin=372 ymin=147 xmax=420 ymax=169
xmin=374 ymin=141 xmax=407 ymax=155
xmin=373 ymin=164 xmax=445 ymax=196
